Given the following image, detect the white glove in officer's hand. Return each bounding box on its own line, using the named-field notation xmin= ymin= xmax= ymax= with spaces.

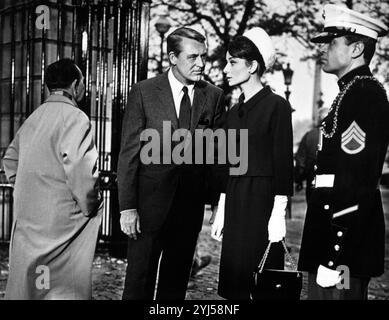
xmin=268 ymin=195 xmax=287 ymax=243
xmin=210 ymin=193 xmax=225 ymax=242
xmin=316 ymin=265 xmax=341 ymax=287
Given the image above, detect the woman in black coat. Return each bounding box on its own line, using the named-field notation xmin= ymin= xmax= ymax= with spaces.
xmin=211 ymin=27 xmax=294 ymax=299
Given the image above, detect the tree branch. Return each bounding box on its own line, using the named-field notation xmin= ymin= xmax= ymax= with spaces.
xmin=215 ymin=0 xmax=227 ymax=21
xmin=186 ymin=0 xmax=225 ymax=40
xmin=158 ymin=0 xmax=193 ymax=13
xmin=236 ymin=0 xmax=255 ymax=35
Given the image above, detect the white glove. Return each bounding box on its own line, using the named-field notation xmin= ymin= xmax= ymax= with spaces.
xmin=316 ymin=265 xmax=341 ymax=288
xmin=210 ymin=193 xmax=225 ymax=242
xmin=267 ymin=195 xmax=287 ymax=243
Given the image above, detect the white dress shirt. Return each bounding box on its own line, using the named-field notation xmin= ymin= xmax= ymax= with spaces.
xmin=168 ymin=68 xmax=195 ymax=117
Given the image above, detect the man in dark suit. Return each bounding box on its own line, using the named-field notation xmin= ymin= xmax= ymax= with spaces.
xmin=117 ymin=27 xmax=225 ymax=300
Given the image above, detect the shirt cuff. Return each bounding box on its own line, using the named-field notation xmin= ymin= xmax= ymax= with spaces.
xmin=120 ymin=209 xmax=137 ymax=215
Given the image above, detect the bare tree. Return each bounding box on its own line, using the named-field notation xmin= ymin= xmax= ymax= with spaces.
xmin=149 ymin=0 xmax=389 ymax=85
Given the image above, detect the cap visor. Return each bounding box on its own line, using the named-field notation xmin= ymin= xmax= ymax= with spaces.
xmin=310 ymin=32 xmax=336 ymax=43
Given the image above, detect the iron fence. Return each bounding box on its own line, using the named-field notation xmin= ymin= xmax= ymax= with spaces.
xmin=0 ymin=0 xmax=150 ymax=257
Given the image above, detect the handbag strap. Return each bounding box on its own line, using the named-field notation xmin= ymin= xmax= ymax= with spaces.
xmin=258 ymin=240 xmax=297 ymax=273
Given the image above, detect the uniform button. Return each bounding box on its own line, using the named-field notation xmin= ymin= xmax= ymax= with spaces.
xmin=337 ymin=231 xmax=343 ymax=237
xmin=334 ymin=245 xmax=340 ymax=251
xmin=314 ymin=165 xmax=318 ymax=171
xmin=328 ymin=261 xmax=334 ymax=267
xmin=324 ymin=204 xmax=330 ymax=210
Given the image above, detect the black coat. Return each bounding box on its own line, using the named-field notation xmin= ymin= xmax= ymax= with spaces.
xmin=298 ymin=65 xmax=389 ymax=278
xmin=217 ymin=86 xmax=294 ymax=299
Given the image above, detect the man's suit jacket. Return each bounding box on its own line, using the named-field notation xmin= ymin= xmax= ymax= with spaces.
xmin=117 ymin=72 xmax=225 ymax=232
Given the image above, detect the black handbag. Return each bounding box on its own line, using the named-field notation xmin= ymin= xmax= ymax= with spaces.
xmin=250 ymin=240 xmax=303 ymax=300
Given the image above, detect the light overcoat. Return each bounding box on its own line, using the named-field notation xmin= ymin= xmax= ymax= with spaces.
xmin=3 ymin=94 xmax=102 ymax=300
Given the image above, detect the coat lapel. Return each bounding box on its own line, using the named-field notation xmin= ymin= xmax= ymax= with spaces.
xmin=191 ymin=84 xmax=206 ymax=133
xmin=155 ymin=73 xmax=178 ymax=130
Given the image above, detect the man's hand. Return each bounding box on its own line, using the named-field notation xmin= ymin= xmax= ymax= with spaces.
xmin=120 ymin=209 xmax=141 ymax=240
xmin=316 ymin=265 xmax=341 ymax=288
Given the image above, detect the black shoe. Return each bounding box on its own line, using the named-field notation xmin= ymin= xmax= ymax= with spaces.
xmin=190 ymin=255 xmax=212 ymax=277
xmin=187 ymin=280 xmax=196 ymax=290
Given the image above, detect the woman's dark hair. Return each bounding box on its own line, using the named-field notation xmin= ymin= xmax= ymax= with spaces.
xmin=167 ymin=27 xmax=206 ymax=56
xmin=45 ymin=58 xmax=82 ymax=91
xmin=344 ymin=34 xmax=376 ymax=64
xmin=227 ymin=36 xmax=266 ymax=77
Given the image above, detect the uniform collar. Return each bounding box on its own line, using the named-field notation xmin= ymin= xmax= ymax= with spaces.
xmin=337 ymin=65 xmax=372 ymax=90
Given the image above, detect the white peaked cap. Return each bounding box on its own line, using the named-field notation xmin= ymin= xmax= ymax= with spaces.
xmin=243 ymin=27 xmax=275 ymax=70
xmin=312 ymin=4 xmax=388 ymax=43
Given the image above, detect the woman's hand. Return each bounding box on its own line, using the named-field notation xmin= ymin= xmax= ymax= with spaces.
xmin=268 ymin=195 xmax=287 ymax=242
xmin=210 ymin=193 xmax=225 ymax=241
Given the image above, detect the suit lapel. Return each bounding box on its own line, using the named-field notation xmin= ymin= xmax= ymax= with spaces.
xmin=191 ymin=84 xmax=206 ymax=134
xmin=155 ymin=73 xmax=178 ymax=130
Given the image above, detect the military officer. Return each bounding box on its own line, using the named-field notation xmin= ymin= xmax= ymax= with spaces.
xmin=298 ymin=4 xmax=389 ymax=300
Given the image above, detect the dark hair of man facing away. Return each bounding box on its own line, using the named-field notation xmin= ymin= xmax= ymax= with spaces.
xmin=167 ymin=27 xmax=206 ymax=57
xmin=344 ymin=34 xmax=377 ymax=64
xmin=45 ymin=58 xmax=82 ymax=91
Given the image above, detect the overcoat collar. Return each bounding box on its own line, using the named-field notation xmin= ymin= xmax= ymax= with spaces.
xmin=45 ymin=91 xmax=78 ymax=108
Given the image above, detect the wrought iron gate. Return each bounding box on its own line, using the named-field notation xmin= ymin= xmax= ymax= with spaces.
xmin=0 ymin=0 xmax=150 ymax=256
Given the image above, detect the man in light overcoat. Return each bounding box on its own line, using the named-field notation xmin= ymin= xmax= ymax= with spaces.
xmin=2 ymin=59 xmax=102 ymax=300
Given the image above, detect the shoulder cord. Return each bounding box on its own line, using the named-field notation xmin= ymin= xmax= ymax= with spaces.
xmin=321 ymin=76 xmax=387 ymax=139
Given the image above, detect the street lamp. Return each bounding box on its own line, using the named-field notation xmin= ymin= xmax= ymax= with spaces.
xmin=317 ymin=91 xmax=324 ymax=109
xmin=282 ymin=63 xmax=294 ymax=219
xmin=282 ymin=63 xmax=294 ymax=102
xmin=155 ymin=14 xmax=171 ymax=74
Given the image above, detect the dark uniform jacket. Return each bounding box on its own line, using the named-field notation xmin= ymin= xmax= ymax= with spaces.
xmin=298 ymin=65 xmax=389 ymax=278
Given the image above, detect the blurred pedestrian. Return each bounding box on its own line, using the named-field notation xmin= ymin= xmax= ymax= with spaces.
xmin=211 ymin=27 xmax=294 ymax=299
xmin=295 ymin=107 xmax=329 ymax=201
xmin=298 ymin=4 xmax=389 ymax=300
xmin=2 ymin=59 xmax=103 ymax=300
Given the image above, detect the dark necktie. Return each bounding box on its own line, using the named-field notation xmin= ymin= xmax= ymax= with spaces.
xmin=179 ymin=86 xmax=191 ymax=129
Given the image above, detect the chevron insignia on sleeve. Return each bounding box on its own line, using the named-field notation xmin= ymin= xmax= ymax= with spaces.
xmin=341 ymin=121 xmax=366 ymax=154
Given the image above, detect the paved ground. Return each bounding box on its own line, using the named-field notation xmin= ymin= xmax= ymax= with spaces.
xmin=1 ymin=188 xmax=389 ymax=300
